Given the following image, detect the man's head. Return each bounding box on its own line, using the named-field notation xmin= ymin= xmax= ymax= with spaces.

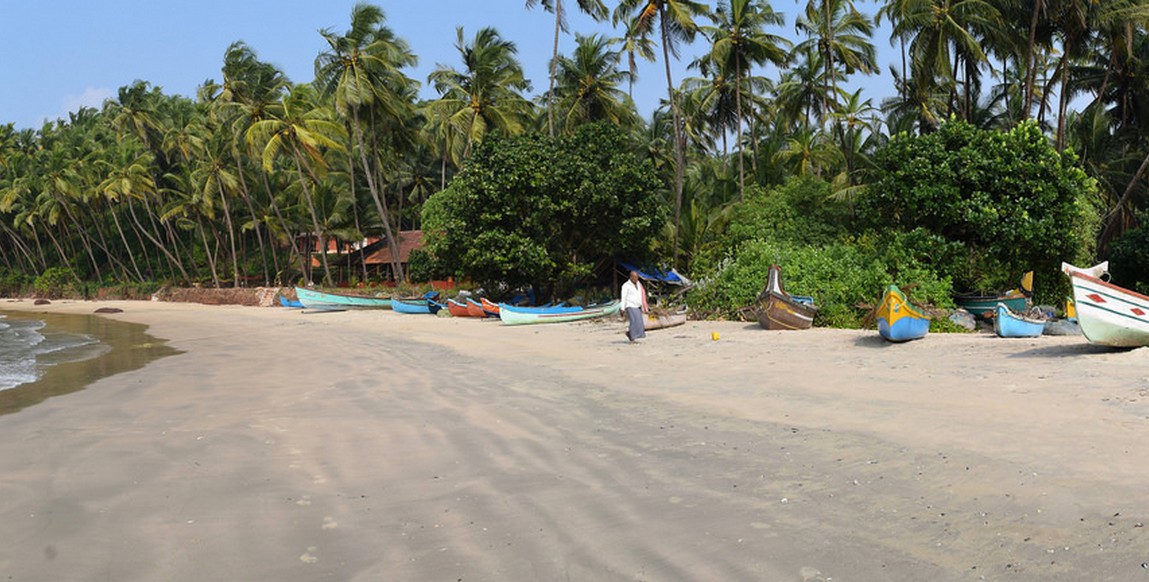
xmin=629 ymin=271 xmax=639 ymax=283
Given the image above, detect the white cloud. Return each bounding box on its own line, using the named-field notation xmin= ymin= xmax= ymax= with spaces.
xmin=39 ymin=87 xmax=115 ymax=125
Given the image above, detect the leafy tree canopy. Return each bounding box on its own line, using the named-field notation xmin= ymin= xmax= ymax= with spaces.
xmin=858 ymin=119 xmax=1099 ymax=299
xmin=420 ymin=122 xmax=666 ymax=295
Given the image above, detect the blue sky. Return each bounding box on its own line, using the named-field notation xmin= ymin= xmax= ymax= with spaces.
xmin=0 ymin=0 xmax=897 ymax=130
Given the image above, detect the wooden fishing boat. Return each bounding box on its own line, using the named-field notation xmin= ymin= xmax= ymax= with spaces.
xmin=465 ymin=298 xmax=492 ymax=318
xmin=644 ymin=308 xmax=688 ymax=331
xmin=1062 ymin=261 xmax=1149 ymax=347
xmin=875 ymin=284 xmax=929 ymax=342
xmin=392 ymin=297 xmax=434 ymax=314
xmin=499 ymin=300 xmax=621 ymax=326
xmin=294 ymin=286 xmax=392 ymax=310
xmin=954 ymin=271 xmax=1032 ymax=320
xmin=755 ymin=265 xmax=817 ymax=330
xmin=481 ymin=297 xmax=501 ymax=316
xmin=446 ymin=298 xmax=472 ymax=317
xmin=994 ymin=302 xmax=1045 ymax=338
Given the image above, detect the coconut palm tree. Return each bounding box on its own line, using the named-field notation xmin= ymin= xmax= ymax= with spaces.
xmin=315 ymin=3 xmax=419 ymax=281
xmin=427 ymin=27 xmax=535 ymax=159
xmin=611 ymin=17 xmax=657 ymax=98
xmin=699 ymin=0 xmax=791 ymax=196
xmin=794 ymin=0 xmax=877 ymax=116
xmin=525 ymin=0 xmax=609 ymax=137
xmin=551 ymin=33 xmax=639 ymax=133
xmin=246 ymin=85 xmax=347 ymax=286
xmin=613 ymin=0 xmax=711 ymax=266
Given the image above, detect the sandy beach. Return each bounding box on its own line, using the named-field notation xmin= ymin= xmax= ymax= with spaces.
xmin=1 ymin=299 xmax=1147 ymax=581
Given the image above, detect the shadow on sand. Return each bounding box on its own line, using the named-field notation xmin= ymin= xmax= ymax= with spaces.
xmin=1008 ymin=342 xmax=1130 ymax=359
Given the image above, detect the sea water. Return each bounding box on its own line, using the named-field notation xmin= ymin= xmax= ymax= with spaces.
xmin=0 ymin=314 xmax=108 ymax=391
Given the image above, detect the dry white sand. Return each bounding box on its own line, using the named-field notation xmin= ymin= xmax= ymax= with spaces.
xmin=1 ymin=299 xmax=1147 ymax=581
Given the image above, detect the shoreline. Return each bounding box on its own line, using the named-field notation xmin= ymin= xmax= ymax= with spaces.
xmin=0 ymin=303 xmax=178 ymax=416
xmin=0 ymin=299 xmax=1146 ymax=580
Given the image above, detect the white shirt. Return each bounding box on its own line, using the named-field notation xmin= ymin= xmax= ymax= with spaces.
xmin=621 ymin=279 xmax=645 ymax=310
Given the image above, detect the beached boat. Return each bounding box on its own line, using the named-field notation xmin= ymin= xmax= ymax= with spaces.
xmin=953 ymin=272 xmax=1032 ymax=320
xmin=278 ymin=296 xmax=304 ymax=308
xmin=644 ymin=308 xmax=688 ymax=331
xmin=1043 ymin=297 xmax=1081 ymax=336
xmin=875 ymin=284 xmax=929 ymax=342
xmin=755 ymin=265 xmax=817 ymax=330
xmin=295 ymin=287 xmax=392 ymax=310
xmin=499 ymin=300 xmax=621 ymax=326
xmin=392 ymin=297 xmax=434 ymax=314
xmin=994 ymin=302 xmax=1045 ymax=338
xmin=481 ymin=297 xmax=501 ymax=316
xmin=465 ymin=298 xmax=492 ymax=318
xmin=1062 ymin=261 xmax=1149 ymax=347
xmin=446 ymin=298 xmax=472 ymax=317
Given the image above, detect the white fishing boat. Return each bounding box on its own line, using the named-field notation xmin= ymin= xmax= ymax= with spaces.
xmin=1061 ymin=261 xmax=1149 ymax=347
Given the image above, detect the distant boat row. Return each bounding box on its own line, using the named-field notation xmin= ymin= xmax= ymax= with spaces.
xmin=750 ymin=262 xmax=1149 ymax=348
xmin=288 ymin=286 xmax=665 ymax=328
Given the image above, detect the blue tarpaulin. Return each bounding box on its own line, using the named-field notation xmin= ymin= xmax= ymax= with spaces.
xmin=618 ymin=261 xmax=692 ymax=287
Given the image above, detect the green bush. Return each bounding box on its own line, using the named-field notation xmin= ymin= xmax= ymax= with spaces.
xmin=859 ymin=119 xmax=1097 ymax=303
xmin=1106 ymin=215 xmax=1149 ymax=294
xmin=33 ymin=267 xmax=76 ymax=298
xmin=688 ymin=240 xmax=954 ymax=328
xmin=722 ymin=175 xmax=851 ymax=253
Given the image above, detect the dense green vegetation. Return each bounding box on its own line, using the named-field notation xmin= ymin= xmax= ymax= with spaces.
xmin=418 ymin=123 xmax=665 ymax=297
xmin=3 ymin=0 xmax=1149 ymax=326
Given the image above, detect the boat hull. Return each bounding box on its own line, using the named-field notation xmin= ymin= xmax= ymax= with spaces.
xmin=875 ymin=285 xmax=929 ymax=342
xmin=465 ymin=299 xmax=492 ymax=318
xmin=295 ymin=287 xmax=392 ymax=310
xmin=757 ymin=293 xmax=816 ymax=330
xmin=953 ymin=294 xmax=1027 ymax=320
xmin=994 ymin=303 xmax=1044 ymax=338
xmin=392 ymin=298 xmax=433 ymax=314
xmin=446 ymin=299 xmax=472 ymax=317
xmin=644 ymin=311 xmax=687 ymax=331
xmin=499 ymin=301 xmax=621 ymax=325
xmin=1063 ymin=263 xmax=1149 ymax=347
xmin=755 ymin=265 xmax=817 ymax=330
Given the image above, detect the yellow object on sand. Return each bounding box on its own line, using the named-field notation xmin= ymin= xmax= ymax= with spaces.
xmin=711 ymin=332 xmax=720 ymax=341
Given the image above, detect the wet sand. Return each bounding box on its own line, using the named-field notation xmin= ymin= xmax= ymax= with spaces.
xmin=0 ymin=299 xmax=1146 ymax=581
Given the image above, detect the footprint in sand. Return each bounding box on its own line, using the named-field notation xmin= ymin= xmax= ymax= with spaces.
xmin=322 ymin=517 xmax=338 ymax=530
xmin=296 ymin=495 xmax=312 ymax=506
xmin=300 ymin=547 xmax=318 ymax=564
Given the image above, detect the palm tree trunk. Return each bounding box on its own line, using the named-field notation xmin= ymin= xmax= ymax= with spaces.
xmin=127 ymin=198 xmax=190 ymax=284
xmin=290 ymin=144 xmax=333 ymax=286
xmin=212 ymin=168 xmax=241 ymax=287
xmin=735 ymin=53 xmax=745 ymax=200
xmin=1023 ymin=0 xmax=1044 ymax=120
xmin=351 ymin=108 xmax=404 ymax=282
xmin=235 ymin=156 xmax=271 ymax=286
xmin=547 ymin=0 xmax=562 ymax=137
xmin=660 ymin=4 xmax=686 ymax=267
xmin=109 ymin=204 xmax=145 ymax=281
xmin=196 ymin=217 xmax=221 ymax=287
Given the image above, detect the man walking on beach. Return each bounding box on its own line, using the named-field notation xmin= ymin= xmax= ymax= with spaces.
xmin=621 ymin=270 xmax=648 ymax=342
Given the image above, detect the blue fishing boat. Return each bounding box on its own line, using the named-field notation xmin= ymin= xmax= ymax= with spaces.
xmin=392 ymin=292 xmax=441 ymax=315
xmin=295 ymin=287 xmax=392 ymax=310
xmin=278 ymin=296 xmax=304 ymax=308
xmin=994 ymin=302 xmax=1045 ymax=338
xmin=499 ymin=300 xmax=621 ymax=325
xmin=875 ymin=284 xmax=930 ymax=342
